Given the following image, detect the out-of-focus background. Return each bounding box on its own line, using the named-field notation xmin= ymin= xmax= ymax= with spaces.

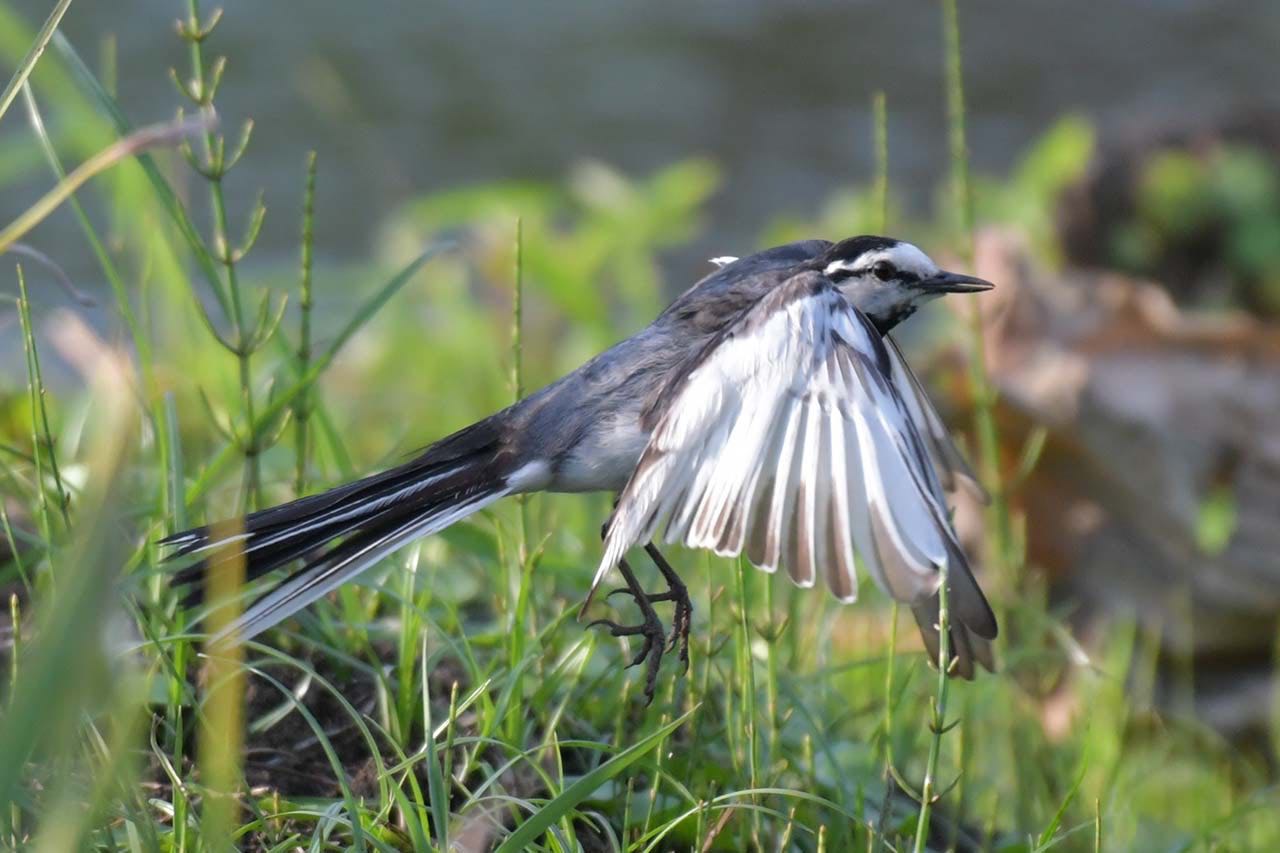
xmin=2 ymin=1 xmax=1279 ymax=850
xmin=6 ymin=0 xmax=1280 ymax=285
xmin=5 ymin=0 xmax=1274 ymax=266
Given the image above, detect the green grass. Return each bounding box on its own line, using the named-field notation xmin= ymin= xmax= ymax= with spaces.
xmin=2 ymin=2 xmax=1279 ymax=851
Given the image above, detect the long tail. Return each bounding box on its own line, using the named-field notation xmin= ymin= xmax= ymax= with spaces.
xmin=163 ymin=415 xmax=516 ymax=643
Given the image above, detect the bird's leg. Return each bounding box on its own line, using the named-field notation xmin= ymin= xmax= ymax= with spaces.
xmin=587 ymin=556 xmax=668 ymax=704
xmin=598 ymin=543 xmax=694 ymax=674
xmin=642 ymin=544 xmax=692 ymax=671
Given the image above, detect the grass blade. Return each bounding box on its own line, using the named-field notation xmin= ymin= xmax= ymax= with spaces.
xmin=1036 ymin=756 xmax=1088 ymax=850
xmin=493 ymin=707 xmax=697 ymax=853
xmin=16 ymin=266 xmax=65 ymax=539
xmin=0 ymin=113 xmax=209 ymax=255
xmin=0 ymin=0 xmax=73 ymax=123
xmin=422 ymin=637 xmax=450 ymax=850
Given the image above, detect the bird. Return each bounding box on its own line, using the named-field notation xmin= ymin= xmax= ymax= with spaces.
xmin=164 ymin=235 xmax=998 ymax=702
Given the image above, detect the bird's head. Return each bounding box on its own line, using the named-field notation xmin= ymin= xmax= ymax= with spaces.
xmin=812 ymin=236 xmax=993 ymax=332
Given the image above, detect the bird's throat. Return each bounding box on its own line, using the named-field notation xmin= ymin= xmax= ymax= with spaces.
xmin=870 ymin=303 xmax=918 ymax=335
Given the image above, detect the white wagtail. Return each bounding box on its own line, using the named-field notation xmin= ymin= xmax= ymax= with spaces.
xmin=166 ymin=235 xmax=998 ymax=701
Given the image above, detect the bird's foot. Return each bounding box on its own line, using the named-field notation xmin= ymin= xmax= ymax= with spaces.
xmin=586 ymin=607 xmax=667 ymax=705
xmin=587 ymin=547 xmax=694 ymax=704
xmin=615 ymin=586 xmax=691 ymax=670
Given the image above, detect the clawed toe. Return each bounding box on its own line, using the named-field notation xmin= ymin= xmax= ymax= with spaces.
xmin=587 ymin=611 xmax=666 ymax=703
xmin=670 ymin=599 xmax=692 ymax=671
xmin=587 ymin=617 xmax=629 ymax=635
xmin=628 ymin=634 xmax=657 ymax=669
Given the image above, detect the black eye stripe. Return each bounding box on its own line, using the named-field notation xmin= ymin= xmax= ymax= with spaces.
xmin=824 ymin=261 xmax=921 ymax=284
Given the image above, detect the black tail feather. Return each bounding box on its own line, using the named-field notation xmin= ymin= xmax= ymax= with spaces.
xmin=911 ymin=593 xmax=996 ymax=680
xmin=165 ymin=414 xmax=511 ymax=618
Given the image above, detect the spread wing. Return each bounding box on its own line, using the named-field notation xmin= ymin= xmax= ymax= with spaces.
xmin=596 ymin=270 xmax=996 ymax=675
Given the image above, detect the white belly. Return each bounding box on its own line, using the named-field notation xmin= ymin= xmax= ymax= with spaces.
xmin=553 ymin=416 xmax=651 ymax=493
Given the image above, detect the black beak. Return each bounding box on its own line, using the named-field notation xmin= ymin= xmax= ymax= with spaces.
xmin=920 ymin=270 xmax=994 ymax=294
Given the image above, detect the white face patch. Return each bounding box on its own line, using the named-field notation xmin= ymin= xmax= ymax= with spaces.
xmin=709 ymin=256 xmax=739 ymax=268
xmin=825 ymin=241 xmax=946 ymax=326
xmin=823 ymin=241 xmax=940 ymax=280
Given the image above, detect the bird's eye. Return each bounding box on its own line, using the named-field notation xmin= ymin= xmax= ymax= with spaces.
xmin=872 ymin=261 xmax=896 ymax=281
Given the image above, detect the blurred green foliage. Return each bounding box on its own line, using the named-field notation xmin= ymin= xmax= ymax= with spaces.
xmin=974 ymin=115 xmax=1096 ymax=264
xmin=382 ymin=158 xmax=719 ymax=338
xmin=1115 ymin=144 xmax=1280 ymax=313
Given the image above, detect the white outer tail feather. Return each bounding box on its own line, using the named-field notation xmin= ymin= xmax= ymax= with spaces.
xmin=210 ymin=490 xmax=511 ymax=647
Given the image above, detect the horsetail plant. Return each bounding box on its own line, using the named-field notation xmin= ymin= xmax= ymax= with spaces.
xmin=172 ymin=0 xmax=287 ymax=510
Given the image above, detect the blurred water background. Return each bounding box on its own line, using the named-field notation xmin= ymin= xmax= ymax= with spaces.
xmin=4 ymin=0 xmax=1278 ymax=288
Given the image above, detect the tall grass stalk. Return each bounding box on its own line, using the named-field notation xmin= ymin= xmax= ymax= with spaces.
xmin=160 ymin=392 xmax=192 ymax=853
xmin=869 ymin=91 xmax=903 ymax=789
xmin=734 ymin=557 xmax=762 ymax=847
xmin=421 ymin=637 xmax=450 ymax=849
xmin=941 ymin=0 xmax=1015 ymax=580
xmin=294 ymin=151 xmax=318 ymax=496
xmin=912 ymin=580 xmax=952 ymax=853
xmin=7 ymin=593 xmax=18 ymax=692
xmin=507 ymin=217 xmax=535 ymax=743
xmin=762 ymin=571 xmax=781 ymax=774
xmin=17 ymin=267 xmax=69 ymax=536
xmin=197 ymin=526 xmax=247 ymax=847
xmin=872 ymin=90 xmax=889 ymax=233
xmin=5 ymin=592 xmax=17 ymax=844
xmin=510 ymin=217 xmax=530 ymax=569
xmin=1 ymin=506 xmax=27 ymax=595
